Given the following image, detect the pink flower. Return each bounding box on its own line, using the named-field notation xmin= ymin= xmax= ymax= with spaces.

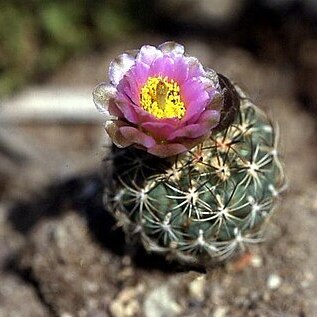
xmin=93 ymin=42 xmax=224 ymax=158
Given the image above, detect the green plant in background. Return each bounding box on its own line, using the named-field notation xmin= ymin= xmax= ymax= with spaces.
xmin=0 ymin=1 xmax=135 ymax=97
xmin=94 ymin=42 xmax=285 ymax=265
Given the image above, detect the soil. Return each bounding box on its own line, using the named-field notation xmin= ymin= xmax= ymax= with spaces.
xmin=1 ymin=40 xmax=317 ymax=317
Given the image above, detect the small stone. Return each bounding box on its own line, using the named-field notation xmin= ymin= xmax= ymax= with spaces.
xmin=188 ymin=275 xmax=206 ymax=301
xmin=267 ymin=274 xmax=282 ymax=290
xmin=143 ymin=284 xmax=182 ymax=317
xmin=110 ymin=284 xmax=145 ymax=317
xmin=118 ymin=267 xmax=134 ymax=281
xmin=250 ymin=254 xmax=263 ymax=268
xmin=213 ymin=306 xmax=228 ymax=317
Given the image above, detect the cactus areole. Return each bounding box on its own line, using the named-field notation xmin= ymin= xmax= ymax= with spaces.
xmin=93 ymin=42 xmax=285 ymax=265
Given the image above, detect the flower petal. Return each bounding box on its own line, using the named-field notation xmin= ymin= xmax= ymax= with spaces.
xmin=203 ymin=68 xmax=220 ymax=90
xmin=108 ymin=99 xmax=124 ymax=118
xmin=149 ymin=55 xmax=175 ymax=78
xmin=185 ymin=56 xmax=204 ymax=77
xmin=129 ymin=61 xmax=151 ymax=87
xmin=93 ymin=82 xmax=117 ymax=119
xmin=97 ymin=42 xmax=225 ymax=157
xmin=168 ymin=123 xmax=208 ymax=140
xmin=109 ymin=53 xmax=135 ymax=85
xmin=172 ymin=57 xmax=189 ymax=83
xmin=136 ymin=45 xmax=163 ymax=65
xmin=119 ymin=126 xmax=156 ymax=148
xmin=181 ymin=79 xmax=210 ymax=121
xmin=115 ymin=62 xmax=150 ymax=107
xmin=114 ymin=98 xmax=139 ymax=124
xmin=105 ymin=121 xmax=133 ymax=148
xmin=158 ymin=42 xmax=185 ymax=56
xmin=199 ymin=109 xmax=221 ymax=128
xmin=168 ymin=110 xmax=220 ymax=141
xmin=206 ymin=92 xmax=223 ymax=112
xmin=141 ymin=121 xmax=176 ymax=140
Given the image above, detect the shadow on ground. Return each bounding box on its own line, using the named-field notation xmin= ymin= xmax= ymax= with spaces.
xmin=7 ymin=173 xmax=207 ymax=274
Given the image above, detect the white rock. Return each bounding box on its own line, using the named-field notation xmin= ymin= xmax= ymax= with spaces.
xmin=213 ymin=306 xmax=228 ymax=317
xmin=143 ymin=284 xmax=182 ymax=317
xmin=250 ymin=254 xmax=263 ymax=268
xmin=188 ymin=275 xmax=206 ymax=301
xmin=267 ymin=274 xmax=282 ymax=290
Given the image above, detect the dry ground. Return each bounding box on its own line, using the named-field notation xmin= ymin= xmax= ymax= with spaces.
xmin=0 ymin=40 xmax=317 ymax=317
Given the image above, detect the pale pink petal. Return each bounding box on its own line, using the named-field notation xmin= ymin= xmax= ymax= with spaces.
xmin=92 ymin=82 xmax=117 ymax=118
xmin=105 ymin=121 xmax=133 ymax=148
xmin=130 ymin=104 xmax=159 ymax=123
xmin=116 ymin=62 xmax=150 ymax=106
xmin=167 ymin=110 xmax=220 ymax=141
xmin=172 ymin=57 xmax=189 ymax=83
xmin=141 ymin=121 xmax=176 ymax=140
xmin=186 ymin=94 xmax=222 ymax=124
xmin=168 ymin=123 xmax=208 ymax=140
xmin=206 ymin=92 xmax=224 ymax=112
xmin=123 ymin=83 xmax=139 ymax=105
xmin=158 ymin=42 xmax=185 ymax=56
xmin=200 ymin=71 xmax=220 ymax=99
xmin=115 ymin=98 xmax=139 ymax=124
xmin=149 ymin=56 xmax=175 ymax=78
xmin=108 ymin=99 xmax=124 ymax=118
xmin=203 ymin=68 xmax=220 ymax=90
xmin=198 ymin=109 xmax=221 ymax=128
xmin=181 ymin=79 xmax=208 ymax=105
xmin=181 ymin=80 xmax=209 ymax=121
xmin=128 ymin=61 xmax=151 ymax=87
xmin=136 ymin=45 xmax=163 ymax=65
xmin=109 ymin=53 xmax=135 ymax=85
xmin=185 ymin=56 xmax=204 ymax=77
xmin=116 ymin=76 xmax=138 ymax=106
xmin=119 ymin=126 xmax=156 ymax=148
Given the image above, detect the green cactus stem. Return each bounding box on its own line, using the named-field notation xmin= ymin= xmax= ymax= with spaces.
xmin=102 ymin=85 xmax=285 ymax=266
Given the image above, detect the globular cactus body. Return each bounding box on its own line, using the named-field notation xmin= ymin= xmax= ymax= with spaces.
xmin=104 ymin=89 xmax=285 ymax=265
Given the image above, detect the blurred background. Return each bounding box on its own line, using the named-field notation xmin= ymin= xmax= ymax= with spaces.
xmin=0 ymin=1 xmax=317 ymax=316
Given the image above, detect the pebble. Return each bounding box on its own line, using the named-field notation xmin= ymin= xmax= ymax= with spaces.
xmin=188 ymin=275 xmax=206 ymax=301
xmin=213 ymin=306 xmax=228 ymax=317
xmin=250 ymin=254 xmax=263 ymax=268
xmin=110 ymin=285 xmax=144 ymax=317
xmin=143 ymin=284 xmax=182 ymax=317
xmin=267 ymin=274 xmax=282 ymax=290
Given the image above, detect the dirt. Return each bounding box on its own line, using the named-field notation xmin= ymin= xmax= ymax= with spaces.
xmin=1 ymin=40 xmax=317 ymax=316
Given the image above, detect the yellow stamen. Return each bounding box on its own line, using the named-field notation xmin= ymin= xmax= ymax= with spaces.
xmin=140 ymin=76 xmax=185 ymax=119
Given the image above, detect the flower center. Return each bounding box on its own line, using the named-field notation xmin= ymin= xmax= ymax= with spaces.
xmin=140 ymin=76 xmax=185 ymax=119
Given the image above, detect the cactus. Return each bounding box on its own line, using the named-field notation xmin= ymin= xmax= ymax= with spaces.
xmin=94 ymin=42 xmax=285 ymax=265
xmin=102 ymin=87 xmax=284 ymax=265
